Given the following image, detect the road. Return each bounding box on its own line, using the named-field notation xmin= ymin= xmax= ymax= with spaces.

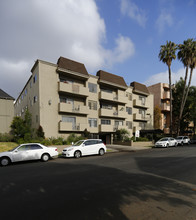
xmin=1 ymin=146 xmax=196 ymax=220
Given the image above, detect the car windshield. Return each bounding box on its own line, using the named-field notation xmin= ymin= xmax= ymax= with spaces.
xmin=73 ymin=140 xmax=84 ymax=146
xmin=176 ymin=137 xmax=183 ymax=140
xmin=9 ymin=145 xmax=20 ymax=152
xmin=160 ymin=138 xmax=168 ymax=141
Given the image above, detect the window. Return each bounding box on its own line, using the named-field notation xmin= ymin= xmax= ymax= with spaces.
xmin=34 ymin=96 xmax=38 ymax=103
xmin=126 ymin=121 xmax=132 ymax=129
xmin=139 ymin=96 xmax=146 ymax=105
xmin=30 ymin=144 xmax=42 ymax=150
xmin=62 ymin=116 xmax=76 ymax=123
xmin=139 ymin=122 xmax=146 ymax=129
xmin=88 ymin=118 xmax=97 ymax=127
xmin=101 ymin=88 xmax=113 ymax=93
xmin=115 ymin=120 xmax=123 ymax=126
xmin=88 ymin=100 xmax=97 ymax=110
xmin=139 ymin=109 xmax=145 ymax=118
xmin=88 ymin=83 xmax=97 ymax=93
xmin=126 ymin=107 xmax=132 ymax=115
xmin=33 ymin=74 xmax=37 ymax=83
xmin=126 ymin=92 xmax=132 ymax=100
xmin=101 ymin=119 xmax=111 ymax=125
xmin=101 ymin=103 xmax=112 ymax=110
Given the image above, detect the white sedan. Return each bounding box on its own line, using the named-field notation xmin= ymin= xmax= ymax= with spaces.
xmin=0 ymin=143 xmax=58 ymax=166
xmin=155 ymin=137 xmax=178 ymax=148
xmin=62 ymin=139 xmax=107 ymax=158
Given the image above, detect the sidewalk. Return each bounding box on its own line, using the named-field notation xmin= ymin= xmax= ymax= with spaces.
xmin=107 ymin=144 xmax=152 ymax=152
xmin=51 ymin=144 xmax=152 ymax=154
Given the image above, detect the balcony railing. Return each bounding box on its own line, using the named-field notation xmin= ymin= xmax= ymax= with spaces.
xmin=99 ymin=108 xmax=126 ymax=118
xmin=99 ymin=91 xmax=127 ymax=104
xmin=59 ymin=103 xmax=88 ymax=115
xmin=133 ymin=113 xmax=149 ymax=121
xmin=58 ymin=82 xmax=88 ymax=97
xmin=133 ymin=99 xmax=148 ymax=108
xmin=59 ymin=121 xmax=86 ymax=132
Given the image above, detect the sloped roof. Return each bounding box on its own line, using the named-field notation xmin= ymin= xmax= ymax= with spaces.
xmin=57 ymin=57 xmax=89 ymax=76
xmin=130 ymin=81 xmax=150 ymax=95
xmin=97 ymin=70 xmax=127 ymax=89
xmin=0 ymin=89 xmax=15 ymax=100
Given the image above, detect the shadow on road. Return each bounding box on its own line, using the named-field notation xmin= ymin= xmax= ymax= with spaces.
xmin=1 ymin=159 xmax=196 ymax=220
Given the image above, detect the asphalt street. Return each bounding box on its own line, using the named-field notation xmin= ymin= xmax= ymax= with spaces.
xmin=1 ymin=146 xmax=196 ymax=220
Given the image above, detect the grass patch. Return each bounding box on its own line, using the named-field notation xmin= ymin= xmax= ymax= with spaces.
xmin=0 ymin=142 xmax=18 ymax=152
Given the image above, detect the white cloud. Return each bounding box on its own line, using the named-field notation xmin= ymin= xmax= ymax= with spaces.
xmin=156 ymin=10 xmax=173 ymax=33
xmin=120 ymin=0 xmax=147 ymax=28
xmin=144 ymin=68 xmax=196 ymax=86
xmin=0 ymin=0 xmax=135 ymax=98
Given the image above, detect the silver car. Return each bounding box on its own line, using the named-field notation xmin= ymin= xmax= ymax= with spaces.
xmin=176 ymin=136 xmax=190 ymax=146
xmin=0 ymin=143 xmax=58 ymax=166
xmin=155 ymin=137 xmax=178 ymax=148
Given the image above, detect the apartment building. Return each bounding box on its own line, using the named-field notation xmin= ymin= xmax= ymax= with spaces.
xmin=0 ymin=89 xmax=15 ymax=133
xmin=148 ymin=83 xmax=170 ymax=133
xmin=15 ymin=57 xmax=154 ymax=144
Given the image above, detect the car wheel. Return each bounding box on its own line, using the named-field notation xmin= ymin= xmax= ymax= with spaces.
xmin=74 ymin=151 xmax=81 ymax=158
xmin=175 ymin=142 xmax=178 ymax=147
xmin=181 ymin=142 xmax=183 ymax=146
xmin=41 ymin=153 xmax=50 ymax=162
xmin=0 ymin=157 xmax=11 ymax=166
xmin=166 ymin=143 xmax=169 ymax=148
xmin=99 ymin=148 xmax=105 ymax=156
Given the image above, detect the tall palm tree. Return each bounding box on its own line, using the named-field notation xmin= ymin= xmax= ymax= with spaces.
xmin=177 ymin=38 xmax=196 ymax=135
xmin=159 ymin=41 xmax=177 ymax=135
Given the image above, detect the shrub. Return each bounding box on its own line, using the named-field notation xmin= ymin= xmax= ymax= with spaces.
xmin=0 ymin=133 xmax=14 ymax=142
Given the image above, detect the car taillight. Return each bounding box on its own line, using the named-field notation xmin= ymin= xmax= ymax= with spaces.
xmin=55 ymin=149 xmax=58 ymax=151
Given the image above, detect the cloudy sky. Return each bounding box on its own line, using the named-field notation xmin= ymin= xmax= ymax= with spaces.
xmin=0 ymin=0 xmax=196 ymax=98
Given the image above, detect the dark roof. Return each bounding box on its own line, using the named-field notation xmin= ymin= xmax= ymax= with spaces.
xmin=130 ymin=81 xmax=150 ymax=95
xmin=97 ymin=70 xmax=127 ymax=88
xmin=57 ymin=57 xmax=89 ymax=76
xmin=0 ymin=89 xmax=14 ymax=100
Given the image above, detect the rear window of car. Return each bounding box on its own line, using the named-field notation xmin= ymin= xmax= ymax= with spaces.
xmin=30 ymin=144 xmax=43 ymax=150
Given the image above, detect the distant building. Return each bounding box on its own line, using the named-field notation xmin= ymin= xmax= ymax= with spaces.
xmin=14 ymin=56 xmax=154 ymax=144
xmin=0 ymin=89 xmax=15 ymax=133
xmin=148 ymin=83 xmax=170 ymax=134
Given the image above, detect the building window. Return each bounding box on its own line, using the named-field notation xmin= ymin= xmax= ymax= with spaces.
xmin=88 ymin=118 xmax=97 ymax=127
xmin=88 ymin=100 xmax=97 ymax=110
xmin=126 ymin=92 xmax=132 ymax=100
xmin=101 ymin=119 xmax=111 ymax=125
xmin=34 ymin=96 xmax=38 ymax=103
xmin=139 ymin=122 xmax=146 ymax=129
xmin=115 ymin=120 xmax=123 ymax=126
xmin=139 ymin=109 xmax=145 ymax=118
xmin=88 ymin=83 xmax=97 ymax=93
xmin=139 ymin=96 xmax=146 ymax=105
xmin=101 ymin=103 xmax=113 ymax=110
xmin=33 ymin=74 xmax=37 ymax=83
xmin=126 ymin=121 xmax=132 ymax=129
xmin=126 ymin=107 xmax=132 ymax=115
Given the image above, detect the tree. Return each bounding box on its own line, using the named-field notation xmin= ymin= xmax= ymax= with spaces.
xmin=159 ymin=41 xmax=177 ymax=135
xmin=172 ymin=78 xmax=196 ymax=135
xmin=10 ymin=110 xmax=33 ymax=142
xmin=177 ymin=38 xmax=196 ymax=135
xmin=154 ymin=105 xmax=162 ymax=129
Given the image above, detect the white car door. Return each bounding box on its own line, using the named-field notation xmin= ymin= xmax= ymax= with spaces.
xmin=82 ymin=140 xmax=95 ymax=155
xmin=12 ymin=145 xmax=31 ymax=162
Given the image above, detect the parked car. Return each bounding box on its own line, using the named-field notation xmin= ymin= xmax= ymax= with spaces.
xmin=0 ymin=143 xmax=58 ymax=166
xmin=154 ymin=137 xmax=178 ymax=148
xmin=176 ymin=136 xmax=190 ymax=146
xmin=62 ymin=139 xmax=106 ymax=158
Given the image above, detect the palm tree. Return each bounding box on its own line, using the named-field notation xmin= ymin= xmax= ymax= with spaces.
xmin=177 ymin=38 xmax=196 ymax=135
xmin=159 ymin=41 xmax=177 ymax=135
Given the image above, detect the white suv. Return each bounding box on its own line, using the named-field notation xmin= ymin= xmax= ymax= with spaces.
xmin=176 ymin=136 xmax=190 ymax=146
xmin=62 ymin=139 xmax=107 ymax=158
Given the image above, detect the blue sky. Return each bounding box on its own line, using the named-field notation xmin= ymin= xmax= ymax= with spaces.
xmin=0 ymin=0 xmax=196 ymax=98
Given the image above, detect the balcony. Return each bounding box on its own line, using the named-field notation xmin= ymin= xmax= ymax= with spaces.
xmin=99 ymin=124 xmax=114 ymax=133
xmin=133 ymin=113 xmax=149 ymax=121
xmin=58 ymin=82 xmax=88 ymax=97
xmin=59 ymin=103 xmax=88 ymax=115
xmin=59 ymin=121 xmax=86 ymax=132
xmin=162 ymin=92 xmax=170 ymax=100
xmin=99 ymin=108 xmax=126 ymax=118
xmin=161 ymin=103 xmax=170 ymax=112
xmin=99 ymin=91 xmax=127 ymax=104
xmin=133 ymin=99 xmax=148 ymax=109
